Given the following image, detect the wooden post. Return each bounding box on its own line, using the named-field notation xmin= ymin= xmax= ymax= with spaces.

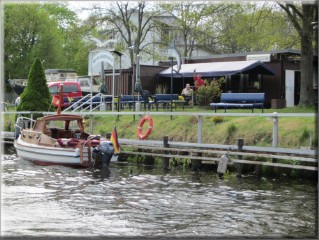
xmin=191 ymin=152 xmax=202 ymax=171
xmin=162 ymin=136 xmax=169 ymax=170
xmin=236 ymin=138 xmax=244 ymax=177
xmin=272 ymin=112 xmax=278 ymax=147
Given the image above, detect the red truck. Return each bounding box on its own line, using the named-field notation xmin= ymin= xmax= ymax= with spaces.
xmin=48 ymin=82 xmax=82 ymax=108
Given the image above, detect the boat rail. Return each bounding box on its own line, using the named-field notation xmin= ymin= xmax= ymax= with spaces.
xmin=14 ymin=117 xmax=36 ymax=140
xmin=15 ymin=116 xmax=36 ymax=130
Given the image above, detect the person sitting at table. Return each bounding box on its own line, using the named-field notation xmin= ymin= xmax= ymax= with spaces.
xmin=181 ymin=83 xmax=194 ymax=105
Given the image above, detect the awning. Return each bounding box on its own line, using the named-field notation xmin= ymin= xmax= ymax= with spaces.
xmin=158 ymin=60 xmax=275 ymax=78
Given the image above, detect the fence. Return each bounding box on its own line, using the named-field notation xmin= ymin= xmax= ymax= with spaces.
xmin=1 ymin=110 xmax=317 ymax=171
xmin=3 ymin=110 xmax=316 ymax=147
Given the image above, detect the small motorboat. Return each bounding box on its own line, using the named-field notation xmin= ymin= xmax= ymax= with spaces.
xmin=14 ymin=114 xmax=116 ymax=167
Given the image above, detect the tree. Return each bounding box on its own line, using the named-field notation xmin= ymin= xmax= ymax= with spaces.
xmin=4 ymin=4 xmax=64 ymax=80
xmin=17 ymin=58 xmax=54 ymax=118
xmin=204 ymin=3 xmax=300 ymax=53
xmin=278 ymin=2 xmax=317 ymax=106
xmin=4 ymin=2 xmax=90 ymax=93
xmin=86 ymin=2 xmax=163 ymax=67
xmin=159 ymin=2 xmax=229 ymax=58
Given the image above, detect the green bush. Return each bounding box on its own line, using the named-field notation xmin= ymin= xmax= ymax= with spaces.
xmin=227 ymin=123 xmax=237 ymax=136
xmin=212 ymin=116 xmax=225 ymax=125
xmin=196 ymin=77 xmax=224 ymax=106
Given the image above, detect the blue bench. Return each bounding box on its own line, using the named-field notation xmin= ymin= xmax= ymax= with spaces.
xmin=154 ymin=94 xmax=186 ymax=111
xmin=210 ymin=93 xmax=265 ymax=113
xmin=120 ymin=95 xmax=150 ymax=110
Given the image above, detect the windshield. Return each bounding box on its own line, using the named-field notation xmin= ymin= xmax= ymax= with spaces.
xmin=49 ymin=85 xmax=79 ymax=94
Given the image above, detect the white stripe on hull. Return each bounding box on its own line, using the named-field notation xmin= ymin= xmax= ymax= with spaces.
xmin=14 ymin=139 xmax=91 ymax=165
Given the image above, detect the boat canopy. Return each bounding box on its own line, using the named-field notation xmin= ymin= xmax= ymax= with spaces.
xmin=33 ymin=114 xmax=85 ymax=132
xmin=158 ymin=60 xmax=275 ymax=78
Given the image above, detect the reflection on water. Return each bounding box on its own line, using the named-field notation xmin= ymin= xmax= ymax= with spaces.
xmin=1 ymin=146 xmax=318 ymax=238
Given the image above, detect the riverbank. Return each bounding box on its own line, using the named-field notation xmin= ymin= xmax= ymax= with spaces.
xmin=3 ymin=106 xmax=317 ymax=149
xmin=88 ymin=106 xmax=317 ymax=149
xmin=3 ymin=106 xmax=317 ymax=179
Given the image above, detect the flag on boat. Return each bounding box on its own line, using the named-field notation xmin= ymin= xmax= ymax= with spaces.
xmin=110 ymin=125 xmax=120 ymax=154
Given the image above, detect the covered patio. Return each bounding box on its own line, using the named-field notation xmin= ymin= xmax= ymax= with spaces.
xmin=157 ymin=60 xmax=275 ymax=94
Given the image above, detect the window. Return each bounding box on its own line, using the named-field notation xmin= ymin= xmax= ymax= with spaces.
xmin=49 ymin=86 xmax=58 ymax=94
xmin=63 ymin=85 xmax=79 ymax=93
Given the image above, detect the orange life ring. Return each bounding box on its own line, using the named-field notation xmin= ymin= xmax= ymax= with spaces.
xmin=137 ymin=115 xmax=153 ymax=140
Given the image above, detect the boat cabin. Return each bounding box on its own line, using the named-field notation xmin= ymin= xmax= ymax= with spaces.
xmin=33 ymin=114 xmax=89 ymax=140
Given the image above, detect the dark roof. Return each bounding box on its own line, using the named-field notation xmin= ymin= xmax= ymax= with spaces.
xmin=158 ymin=60 xmax=275 ymax=78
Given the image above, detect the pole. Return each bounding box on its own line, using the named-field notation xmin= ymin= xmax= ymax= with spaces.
xmin=90 ymin=52 xmax=93 ymax=112
xmin=170 ymin=57 xmax=173 ymax=120
xmin=272 ymin=112 xmax=278 ymax=147
xmin=117 ymin=55 xmax=122 ymax=120
xmin=112 ymin=61 xmax=115 ymax=112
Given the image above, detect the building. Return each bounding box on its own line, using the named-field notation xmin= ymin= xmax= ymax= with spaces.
xmin=157 ymin=49 xmax=318 ymax=108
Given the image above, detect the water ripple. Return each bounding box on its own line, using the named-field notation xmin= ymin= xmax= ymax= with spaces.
xmin=1 ymin=151 xmax=317 ymax=238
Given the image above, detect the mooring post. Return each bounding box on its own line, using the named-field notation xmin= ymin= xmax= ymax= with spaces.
xmin=191 ymin=151 xmax=202 ymax=171
xmin=217 ymin=153 xmax=229 ymax=178
xmin=272 ymin=112 xmax=278 ymax=148
xmin=236 ymin=138 xmax=244 ymax=177
xmin=162 ymin=136 xmax=170 ymax=170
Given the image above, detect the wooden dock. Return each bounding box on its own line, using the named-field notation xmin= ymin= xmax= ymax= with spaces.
xmin=118 ymin=138 xmax=317 ymax=172
xmin=2 ymin=131 xmax=317 ymax=171
xmin=1 ymin=131 xmax=15 ymax=144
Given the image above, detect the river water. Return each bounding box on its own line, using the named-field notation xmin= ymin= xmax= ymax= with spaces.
xmin=1 ymin=146 xmax=318 ymax=238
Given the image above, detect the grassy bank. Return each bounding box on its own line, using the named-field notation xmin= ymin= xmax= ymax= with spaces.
xmin=3 ymin=105 xmax=317 ymax=149
xmin=89 ymin=106 xmax=317 ymax=149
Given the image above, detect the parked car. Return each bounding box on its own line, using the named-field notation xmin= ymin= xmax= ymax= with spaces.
xmin=48 ymin=81 xmax=82 ymax=108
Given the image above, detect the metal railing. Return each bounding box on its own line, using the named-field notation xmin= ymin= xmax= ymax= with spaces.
xmin=63 ymin=93 xmax=113 ymax=112
xmin=2 ymin=110 xmax=317 ymax=148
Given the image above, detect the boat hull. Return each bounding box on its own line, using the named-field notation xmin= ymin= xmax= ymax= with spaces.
xmin=14 ymin=138 xmax=92 ymax=167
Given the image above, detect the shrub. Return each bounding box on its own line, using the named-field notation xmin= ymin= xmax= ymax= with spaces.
xmin=196 ymin=77 xmax=225 ymax=106
xmin=227 ymin=123 xmax=237 ymax=136
xmin=155 ymin=84 xmax=168 ymax=94
xmin=299 ymin=127 xmax=310 ymax=144
xmin=212 ymin=116 xmax=225 ymax=125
